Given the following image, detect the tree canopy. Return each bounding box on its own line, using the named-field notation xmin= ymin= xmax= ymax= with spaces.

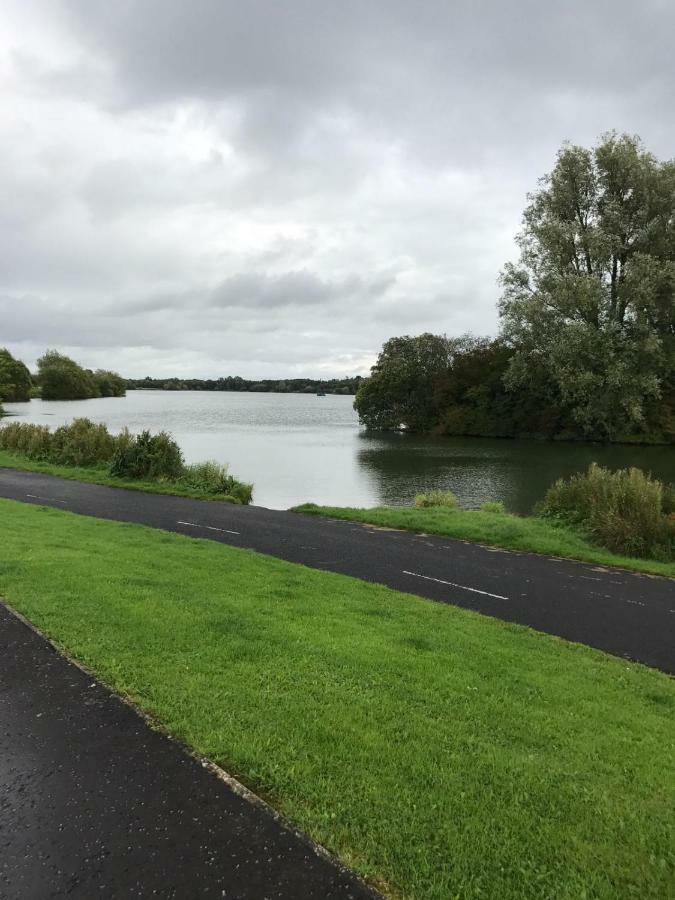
xmin=93 ymin=369 xmax=127 ymax=398
xmin=0 ymin=348 xmax=32 ymax=403
xmin=499 ymin=132 xmax=675 ymax=439
xmin=126 ymin=375 xmax=362 ymax=395
xmin=37 ymin=351 xmax=126 ymax=401
xmin=354 ymin=334 xmax=454 ymax=431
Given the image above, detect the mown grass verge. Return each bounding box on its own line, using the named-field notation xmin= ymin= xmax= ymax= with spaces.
xmin=0 ymin=450 xmax=242 ymax=503
xmin=1 ymin=498 xmax=673 ymax=899
xmin=292 ymin=503 xmax=675 ymax=578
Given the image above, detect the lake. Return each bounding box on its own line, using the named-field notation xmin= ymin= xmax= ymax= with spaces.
xmin=3 ymin=391 xmax=674 ymax=512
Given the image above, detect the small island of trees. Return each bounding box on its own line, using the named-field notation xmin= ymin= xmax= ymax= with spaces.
xmin=37 ymin=351 xmax=127 ymax=401
xmin=0 ymin=349 xmax=126 ymax=414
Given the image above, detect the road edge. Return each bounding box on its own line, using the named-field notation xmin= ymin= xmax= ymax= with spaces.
xmin=1 ymin=597 xmax=385 ymax=900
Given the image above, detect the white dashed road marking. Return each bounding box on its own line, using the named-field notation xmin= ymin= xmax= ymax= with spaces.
xmin=402 ymin=570 xmax=509 ymax=600
xmin=177 ymin=521 xmax=240 ymax=536
xmin=26 ymin=493 xmax=67 ymax=503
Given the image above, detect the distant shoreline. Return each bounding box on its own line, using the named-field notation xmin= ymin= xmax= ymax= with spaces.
xmin=126 ymin=376 xmax=361 ymax=396
xmin=129 ymin=387 xmax=357 ymax=396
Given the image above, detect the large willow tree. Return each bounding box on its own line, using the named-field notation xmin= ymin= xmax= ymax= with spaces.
xmin=500 ymin=133 xmax=675 ymax=439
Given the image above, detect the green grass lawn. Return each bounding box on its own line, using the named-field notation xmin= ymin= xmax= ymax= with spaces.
xmin=293 ymin=503 xmax=675 ymax=579
xmin=1 ymin=498 xmax=674 ymax=899
xmin=0 ymin=449 xmax=242 ymax=503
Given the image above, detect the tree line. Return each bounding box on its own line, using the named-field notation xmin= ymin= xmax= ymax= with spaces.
xmin=127 ymin=375 xmax=363 ymax=395
xmin=356 ymin=133 xmax=675 ymax=443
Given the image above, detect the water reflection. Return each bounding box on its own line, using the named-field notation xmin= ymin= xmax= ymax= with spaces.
xmin=357 ymin=432 xmax=675 ymax=513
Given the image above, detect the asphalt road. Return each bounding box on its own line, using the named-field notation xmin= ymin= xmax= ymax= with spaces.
xmin=1 ymin=468 xmax=674 ymax=673
xmin=0 ymin=603 xmax=379 ymax=899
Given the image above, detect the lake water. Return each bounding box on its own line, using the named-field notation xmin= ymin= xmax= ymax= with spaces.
xmin=3 ymin=391 xmax=674 ymax=512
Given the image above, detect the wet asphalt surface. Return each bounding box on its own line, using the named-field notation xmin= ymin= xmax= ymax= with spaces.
xmin=1 ymin=467 xmax=674 ymax=673
xmin=0 ymin=604 xmax=379 ymax=900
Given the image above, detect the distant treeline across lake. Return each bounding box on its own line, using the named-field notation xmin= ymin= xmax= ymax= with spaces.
xmin=127 ymin=375 xmax=363 ymax=395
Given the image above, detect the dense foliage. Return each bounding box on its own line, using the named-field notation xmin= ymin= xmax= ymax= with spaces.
xmin=500 ymin=133 xmax=675 ymax=440
xmin=356 ymin=134 xmax=675 ymax=443
xmin=0 ymin=418 xmax=118 ymax=467
xmin=540 ymin=464 xmax=674 ymax=560
xmin=354 ymin=334 xmax=454 ymax=431
xmin=355 ymin=334 xmax=576 ymax=437
xmin=128 ymin=375 xmax=362 ymax=395
xmin=0 ymin=348 xmax=32 ymax=404
xmin=110 ymin=430 xmax=185 ymax=480
xmin=93 ymin=369 xmax=127 ymax=398
xmin=0 ymin=419 xmax=252 ymax=503
xmin=37 ymin=351 xmax=126 ymax=400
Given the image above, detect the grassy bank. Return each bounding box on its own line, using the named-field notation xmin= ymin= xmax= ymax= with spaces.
xmin=1 ymin=499 xmax=674 ymax=899
xmin=0 ymin=449 xmax=245 ymax=503
xmin=292 ymin=503 xmax=675 ymax=578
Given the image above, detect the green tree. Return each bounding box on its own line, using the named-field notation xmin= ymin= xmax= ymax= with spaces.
xmin=499 ymin=133 xmax=675 ymax=439
xmin=354 ymin=333 xmax=453 ymax=431
xmin=0 ymin=348 xmax=32 ymax=403
xmin=93 ymin=369 xmax=127 ymax=397
xmin=37 ymin=351 xmax=99 ymax=401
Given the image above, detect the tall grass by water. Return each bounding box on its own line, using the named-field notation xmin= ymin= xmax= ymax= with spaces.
xmin=0 ymin=418 xmax=253 ymax=504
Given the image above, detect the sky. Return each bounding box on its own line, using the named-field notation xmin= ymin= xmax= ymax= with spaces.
xmin=2 ymin=1 xmax=674 ymax=379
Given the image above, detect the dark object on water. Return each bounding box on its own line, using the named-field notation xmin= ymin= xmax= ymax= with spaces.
xmin=317 ymin=391 xmax=326 ymax=397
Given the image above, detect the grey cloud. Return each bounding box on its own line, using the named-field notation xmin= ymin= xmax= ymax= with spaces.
xmin=209 ymin=270 xmax=395 ymax=310
xmin=59 ymin=1 xmax=675 ymax=164
xmin=0 ymin=0 xmax=672 ymax=377
xmin=123 ymin=270 xmax=397 ymax=315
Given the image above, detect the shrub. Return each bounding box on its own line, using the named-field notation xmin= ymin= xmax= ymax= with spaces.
xmin=26 ymin=425 xmax=54 ymax=460
xmin=51 ymin=418 xmax=116 ymax=467
xmin=0 ymin=422 xmax=53 ymax=458
xmin=180 ymin=460 xmax=231 ymax=493
xmin=0 ymin=422 xmax=24 ymax=452
xmin=180 ymin=461 xmax=253 ymax=504
xmin=0 ymin=418 xmax=117 ymax=466
xmin=540 ymin=463 xmax=672 ymax=560
xmin=414 ymin=490 xmax=458 ymax=509
xmin=110 ymin=430 xmax=184 ymax=480
xmin=481 ymin=501 xmax=506 ymax=514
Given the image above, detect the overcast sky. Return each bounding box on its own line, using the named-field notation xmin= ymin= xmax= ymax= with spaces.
xmin=2 ymin=1 xmax=673 ymax=378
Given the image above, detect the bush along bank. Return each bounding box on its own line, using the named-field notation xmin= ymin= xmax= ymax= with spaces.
xmin=0 ymin=419 xmax=253 ymax=504
xmin=540 ymin=464 xmax=674 ymax=561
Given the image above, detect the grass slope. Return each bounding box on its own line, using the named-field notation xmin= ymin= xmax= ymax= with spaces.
xmin=1 ymin=499 xmax=674 ymax=899
xmin=0 ymin=450 xmax=241 ymax=503
xmin=293 ymin=503 xmax=675 ymax=578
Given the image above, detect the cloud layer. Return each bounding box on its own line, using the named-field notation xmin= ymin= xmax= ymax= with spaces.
xmin=2 ymin=0 xmax=673 ymax=377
